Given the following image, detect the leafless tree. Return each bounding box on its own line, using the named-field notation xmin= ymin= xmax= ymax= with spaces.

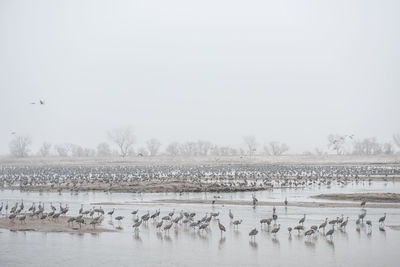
xmin=197 ymin=140 xmax=212 ymax=156
xmin=394 ymin=134 xmax=400 ymax=150
xmin=146 ymin=138 xmax=161 ymax=156
xmin=108 ymin=127 xmax=135 ymax=157
xmin=9 ymin=135 xmax=32 ymax=157
xmin=166 ymin=142 xmax=180 ymax=156
xmin=382 ymin=142 xmax=394 ymax=155
xmin=243 ymin=136 xmax=257 ymax=156
xmin=39 ymin=142 xmax=52 ymax=157
xmin=179 ymin=142 xmax=198 ymax=156
xmin=54 ymin=143 xmax=73 ymax=157
xmin=267 ymin=141 xmax=289 ymax=156
xmin=97 ymin=142 xmax=111 ymax=157
xmin=352 ymin=137 xmax=383 ymax=155
xmin=327 ymin=134 xmax=346 ymax=155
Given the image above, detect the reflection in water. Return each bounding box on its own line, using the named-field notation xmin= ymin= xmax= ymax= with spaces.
xmin=272 ymin=238 xmax=280 ymax=247
xmin=218 ymin=236 xmax=226 ymax=250
xmin=249 ymin=241 xmax=258 ymax=249
xmin=326 ymin=240 xmax=335 ymax=251
xmin=133 ymin=234 xmax=142 ymax=243
xmin=304 ymin=240 xmax=316 ymax=250
xmin=156 ymin=231 xmax=163 ymax=241
xmin=164 ymin=235 xmax=172 ymax=242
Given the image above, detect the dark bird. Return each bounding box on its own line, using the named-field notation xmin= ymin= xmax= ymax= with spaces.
xmin=249 ymin=228 xmax=258 ymax=240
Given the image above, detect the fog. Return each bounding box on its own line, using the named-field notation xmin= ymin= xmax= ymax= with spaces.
xmin=1 ymin=0 xmax=399 ymax=155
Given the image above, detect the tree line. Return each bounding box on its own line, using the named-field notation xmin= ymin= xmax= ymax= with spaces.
xmin=7 ymin=127 xmax=400 ymax=158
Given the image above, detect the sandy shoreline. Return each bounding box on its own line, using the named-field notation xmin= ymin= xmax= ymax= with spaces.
xmin=90 ymin=199 xmax=400 ymax=209
xmin=0 ymin=216 xmax=115 ymax=233
xmin=312 ymin=193 xmax=400 ymax=203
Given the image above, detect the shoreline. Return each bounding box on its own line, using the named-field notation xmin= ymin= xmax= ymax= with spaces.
xmin=0 ymin=216 xmax=115 ymax=234
xmin=90 ymin=199 xmax=400 ymax=209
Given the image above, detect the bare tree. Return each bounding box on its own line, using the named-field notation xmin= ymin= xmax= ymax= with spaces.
xmin=327 ymin=134 xmax=346 ymax=155
xmin=243 ymin=136 xmax=257 ymax=156
xmin=197 ymin=140 xmax=212 ymax=156
xmin=54 ymin=143 xmax=71 ymax=157
xmin=137 ymin=147 xmax=148 ymax=156
xmin=383 ymin=142 xmax=394 ymax=155
xmin=352 ymin=137 xmax=383 ymax=155
xmin=166 ymin=142 xmax=180 ymax=156
xmin=394 ymin=134 xmax=400 ymax=150
xmin=173 ymin=142 xmax=198 ymax=156
xmin=146 ymin=138 xmax=161 ymax=156
xmin=108 ymin=127 xmax=135 ymax=157
xmin=39 ymin=142 xmax=52 ymax=157
xmin=9 ymin=135 xmax=32 ymax=157
xmin=97 ymin=142 xmax=111 ymax=157
xmin=267 ymin=141 xmax=289 ymax=156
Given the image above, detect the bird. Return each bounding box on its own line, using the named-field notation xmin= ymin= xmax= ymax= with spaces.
xmin=379 ymin=213 xmax=386 ymax=226
xmin=115 ymin=216 xmax=124 ymax=223
xmin=299 ymin=214 xmax=306 ymax=225
xmin=40 ymin=100 xmax=45 ymax=105
xmin=164 ymin=222 xmax=173 ymax=234
xmin=271 ymin=224 xmax=280 ymax=237
xmin=288 ymin=227 xmax=292 ymax=235
xmin=319 ymin=218 xmax=328 ymax=232
xmin=229 ymin=209 xmax=234 ymax=220
xmin=217 ymin=219 xmax=226 ymax=235
xmin=326 ymin=227 xmax=334 ymax=240
xmin=284 ymin=197 xmax=288 ymax=206
xmin=131 ymin=209 xmax=138 ymax=215
xmin=340 ymin=217 xmax=349 ymax=230
xmin=249 ymin=228 xmax=258 ymax=240
xmin=361 ymin=200 xmax=367 ymax=207
xmin=232 ymin=219 xmax=242 ymax=229
xmin=156 ymin=220 xmax=163 ymax=230
xmin=359 ymin=212 xmax=366 ymax=223
xmin=132 ymin=220 xmax=142 ymax=232
xmin=304 ymin=229 xmax=314 ymax=238
xmin=252 ymin=194 xmax=258 ymax=206
xmin=107 ymin=208 xmax=115 ymax=217
xmin=18 ymin=213 xmax=26 ymax=224
xmin=294 ymin=225 xmax=304 ymax=234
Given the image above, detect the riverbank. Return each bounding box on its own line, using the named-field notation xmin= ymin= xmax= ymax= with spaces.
xmin=312 ymin=193 xmax=400 ymax=203
xmin=0 ymin=216 xmax=115 ymax=233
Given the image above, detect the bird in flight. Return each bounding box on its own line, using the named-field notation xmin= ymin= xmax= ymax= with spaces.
xmin=11 ymin=132 xmax=16 ymax=135
xmin=30 ymin=99 xmax=45 ymax=105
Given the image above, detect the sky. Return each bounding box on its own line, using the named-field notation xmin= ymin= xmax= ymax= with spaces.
xmin=0 ymin=0 xmax=399 ymax=155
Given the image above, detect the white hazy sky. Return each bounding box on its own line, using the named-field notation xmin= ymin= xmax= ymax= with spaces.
xmin=0 ymin=0 xmax=399 ymax=155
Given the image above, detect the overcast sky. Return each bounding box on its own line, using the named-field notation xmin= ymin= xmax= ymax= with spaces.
xmin=0 ymin=0 xmax=399 ymax=155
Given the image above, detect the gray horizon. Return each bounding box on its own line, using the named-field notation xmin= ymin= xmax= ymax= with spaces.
xmin=1 ymin=0 xmax=399 ymax=155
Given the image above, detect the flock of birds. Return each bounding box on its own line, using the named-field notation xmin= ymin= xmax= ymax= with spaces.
xmin=0 ymin=197 xmax=388 ymax=245
xmin=0 ymin=164 xmax=399 ymax=193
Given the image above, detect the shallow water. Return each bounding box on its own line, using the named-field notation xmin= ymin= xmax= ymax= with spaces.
xmin=1 ymin=182 xmax=399 ymax=267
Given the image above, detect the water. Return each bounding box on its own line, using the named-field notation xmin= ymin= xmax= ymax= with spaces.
xmin=1 ymin=182 xmax=399 ymax=266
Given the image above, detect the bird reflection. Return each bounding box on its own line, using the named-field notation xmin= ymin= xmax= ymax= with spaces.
xmin=249 ymin=241 xmax=258 ymax=249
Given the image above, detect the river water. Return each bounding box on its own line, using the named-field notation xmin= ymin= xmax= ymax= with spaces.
xmin=1 ymin=181 xmax=399 ymax=266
